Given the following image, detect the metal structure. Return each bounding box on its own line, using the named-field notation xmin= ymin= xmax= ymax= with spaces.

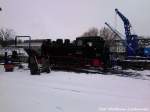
xmin=15 ymin=36 xmax=31 ymax=50
xmin=14 ymin=36 xmax=31 ymax=64
xmin=105 ymin=22 xmax=122 ymax=39
xmin=105 ymin=22 xmax=126 ymax=59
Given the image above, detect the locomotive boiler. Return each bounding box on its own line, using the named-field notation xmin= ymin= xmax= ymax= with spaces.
xmin=41 ymin=36 xmax=110 ymax=71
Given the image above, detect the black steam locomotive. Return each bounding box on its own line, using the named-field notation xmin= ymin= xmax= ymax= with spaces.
xmin=40 ymin=36 xmax=110 ymax=70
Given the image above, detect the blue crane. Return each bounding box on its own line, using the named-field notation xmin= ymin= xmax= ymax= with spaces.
xmin=115 ymin=9 xmax=139 ymax=56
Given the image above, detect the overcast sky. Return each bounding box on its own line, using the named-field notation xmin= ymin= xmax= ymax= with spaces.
xmin=0 ymin=0 xmax=150 ymax=40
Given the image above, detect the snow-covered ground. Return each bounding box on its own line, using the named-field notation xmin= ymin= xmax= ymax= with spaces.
xmin=0 ymin=65 xmax=150 ymax=112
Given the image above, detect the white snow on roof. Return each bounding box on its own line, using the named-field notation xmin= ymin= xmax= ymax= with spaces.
xmin=0 ymin=48 xmax=28 ymax=56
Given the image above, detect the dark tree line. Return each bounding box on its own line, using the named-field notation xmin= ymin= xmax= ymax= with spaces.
xmin=81 ymin=27 xmax=119 ymax=47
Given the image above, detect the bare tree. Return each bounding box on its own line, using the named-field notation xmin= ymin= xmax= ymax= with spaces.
xmin=0 ymin=28 xmax=16 ymax=47
xmin=81 ymin=27 xmax=117 ymax=40
xmin=99 ymin=27 xmax=120 ymax=46
xmin=81 ymin=27 xmax=99 ymax=37
xmin=81 ymin=27 xmax=121 ymax=47
xmin=99 ymin=27 xmax=115 ymax=40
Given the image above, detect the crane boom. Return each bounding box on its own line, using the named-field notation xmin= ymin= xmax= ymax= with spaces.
xmin=115 ymin=9 xmax=131 ymax=38
xmin=105 ymin=22 xmax=122 ymax=40
xmin=115 ymin=9 xmax=139 ymax=56
xmin=105 ymin=22 xmax=132 ymax=51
